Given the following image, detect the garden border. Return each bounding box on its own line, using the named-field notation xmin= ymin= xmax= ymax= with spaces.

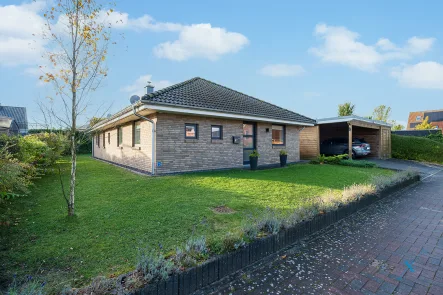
xmin=129 ymin=174 xmax=420 ymax=295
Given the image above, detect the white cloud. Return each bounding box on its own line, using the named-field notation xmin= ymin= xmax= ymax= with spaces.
xmin=153 ymin=24 xmax=249 ymax=61
xmin=259 ymin=64 xmax=305 ymax=77
xmin=310 ymin=23 xmax=435 ymax=72
xmin=391 ymin=61 xmax=443 ymax=89
xmin=121 ymin=75 xmax=173 ymax=97
xmin=0 ymin=1 xmax=46 ymax=66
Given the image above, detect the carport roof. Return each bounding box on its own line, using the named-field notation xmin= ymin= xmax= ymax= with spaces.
xmin=316 ymin=115 xmax=392 ymax=127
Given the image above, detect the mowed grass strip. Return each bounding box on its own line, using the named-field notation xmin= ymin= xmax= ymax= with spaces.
xmin=0 ymin=155 xmax=392 ymax=291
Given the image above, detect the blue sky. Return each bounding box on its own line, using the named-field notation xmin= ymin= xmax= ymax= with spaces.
xmin=1 ymin=0 xmax=443 ymax=127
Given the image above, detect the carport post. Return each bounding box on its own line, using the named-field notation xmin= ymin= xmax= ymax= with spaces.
xmin=348 ymin=123 xmax=353 ymax=159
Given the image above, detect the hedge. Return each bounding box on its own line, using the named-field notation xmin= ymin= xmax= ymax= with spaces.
xmin=392 ymin=134 xmax=443 ymax=164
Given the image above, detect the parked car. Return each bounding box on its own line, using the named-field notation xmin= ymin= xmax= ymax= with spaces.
xmin=320 ymin=137 xmax=371 ymax=158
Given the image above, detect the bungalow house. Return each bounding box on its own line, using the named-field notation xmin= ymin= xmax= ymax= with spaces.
xmin=90 ymin=77 xmax=316 ymax=174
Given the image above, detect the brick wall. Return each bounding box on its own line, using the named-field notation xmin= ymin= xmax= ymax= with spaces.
xmin=93 ymin=114 xmax=155 ymax=173
xmin=155 ymin=114 xmax=301 ymax=174
xmin=155 ymin=113 xmax=244 ymax=174
xmin=256 ymin=122 xmax=300 ymax=164
xmin=93 ymin=112 xmax=303 ymax=174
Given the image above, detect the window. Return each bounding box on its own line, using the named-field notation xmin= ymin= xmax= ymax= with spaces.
xmin=117 ymin=127 xmax=123 ymax=146
xmin=416 ymin=115 xmax=422 ymax=121
xmin=133 ymin=121 xmax=141 ymax=146
xmin=96 ymin=134 xmax=100 ymax=147
xmin=103 ymin=133 xmax=106 ymax=148
xmin=211 ymin=125 xmax=223 ymax=139
xmin=272 ymin=125 xmax=285 ymax=145
xmin=108 ymin=133 xmax=110 ymax=144
xmin=185 ymin=123 xmax=198 ymax=139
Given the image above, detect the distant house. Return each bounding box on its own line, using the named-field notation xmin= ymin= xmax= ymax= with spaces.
xmin=408 ymin=109 xmax=443 ymax=130
xmin=89 ymin=77 xmax=316 ymax=175
xmin=0 ymin=105 xmax=28 ymax=136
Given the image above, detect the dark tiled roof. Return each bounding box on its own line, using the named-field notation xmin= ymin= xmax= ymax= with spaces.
xmin=141 ymin=77 xmax=315 ymax=124
xmin=0 ymin=106 xmax=28 ymax=132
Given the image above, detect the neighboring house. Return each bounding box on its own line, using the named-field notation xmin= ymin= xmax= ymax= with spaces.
xmin=407 ymin=109 xmax=443 ymax=130
xmin=0 ymin=105 xmax=28 ymax=135
xmin=90 ymin=77 xmax=316 ymax=175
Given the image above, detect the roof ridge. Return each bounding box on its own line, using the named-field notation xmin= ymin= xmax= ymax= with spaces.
xmin=141 ymin=77 xmax=200 ymax=100
xmin=194 ymin=77 xmax=313 ymax=121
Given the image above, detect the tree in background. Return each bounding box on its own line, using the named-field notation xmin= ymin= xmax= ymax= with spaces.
xmin=372 ymin=105 xmax=391 ymax=122
xmin=391 ymin=122 xmax=405 ymax=131
xmin=415 ymin=116 xmax=434 ymax=130
xmin=338 ymin=102 xmax=355 ymax=116
xmin=38 ymin=0 xmax=117 ymax=216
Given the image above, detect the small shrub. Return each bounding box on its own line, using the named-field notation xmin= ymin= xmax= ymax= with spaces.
xmin=174 ymin=236 xmax=209 ymax=267
xmin=0 ymin=146 xmax=36 ymax=199
xmin=6 ymin=276 xmax=46 ymax=295
xmin=338 ymin=159 xmax=377 ymax=168
xmin=220 ymin=232 xmax=245 ymax=253
xmin=279 ymin=150 xmax=288 ymax=156
xmin=259 ymin=208 xmax=282 ymax=234
xmin=241 ymin=220 xmax=259 ymax=240
xmin=136 ymin=248 xmax=176 ymax=282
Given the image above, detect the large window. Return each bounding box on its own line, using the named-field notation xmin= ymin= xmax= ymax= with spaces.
xmin=117 ymin=127 xmax=123 ymax=146
xmin=108 ymin=133 xmax=110 ymax=144
xmin=133 ymin=121 xmax=141 ymax=146
xmin=211 ymin=125 xmax=223 ymax=139
xmin=96 ymin=134 xmax=100 ymax=147
xmin=272 ymin=125 xmax=285 ymax=145
xmin=185 ymin=123 xmax=198 ymax=139
xmin=103 ymin=133 xmax=106 ymax=148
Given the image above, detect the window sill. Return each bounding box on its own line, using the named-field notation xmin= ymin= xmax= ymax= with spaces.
xmin=272 ymin=145 xmax=286 ymax=148
xmin=211 ymin=139 xmax=223 ymax=144
xmin=184 ymin=139 xmax=198 ymax=143
xmin=132 ymin=146 xmax=141 ymax=150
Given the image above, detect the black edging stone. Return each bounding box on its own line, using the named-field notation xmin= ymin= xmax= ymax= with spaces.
xmin=131 ymin=175 xmax=420 ymax=295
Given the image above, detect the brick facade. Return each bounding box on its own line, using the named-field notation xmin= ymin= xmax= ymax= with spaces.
xmin=256 ymin=122 xmax=300 ymax=165
xmin=93 ymin=114 xmax=156 ymax=173
xmin=155 ymin=113 xmax=244 ymax=174
xmin=94 ymin=112 xmax=302 ymax=175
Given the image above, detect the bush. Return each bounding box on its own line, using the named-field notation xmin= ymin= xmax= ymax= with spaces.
xmin=392 ymin=134 xmax=443 ymax=164
xmin=17 ymin=135 xmax=50 ymax=166
xmin=6 ymin=276 xmax=46 ymax=295
xmin=427 ymin=132 xmax=443 ymax=143
xmin=0 ymin=146 xmax=36 ymax=199
xmin=310 ymin=154 xmax=348 ymax=165
xmin=136 ymin=248 xmax=176 ymax=282
xmin=33 ymin=132 xmax=68 ymax=164
xmin=174 ymin=236 xmax=209 ymax=267
xmin=338 ymin=159 xmax=377 ymax=168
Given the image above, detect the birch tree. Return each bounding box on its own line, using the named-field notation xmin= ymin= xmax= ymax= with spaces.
xmin=38 ymin=0 xmax=116 ymax=216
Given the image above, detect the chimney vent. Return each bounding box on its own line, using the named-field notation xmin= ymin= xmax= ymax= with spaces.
xmin=145 ymin=81 xmax=154 ymax=94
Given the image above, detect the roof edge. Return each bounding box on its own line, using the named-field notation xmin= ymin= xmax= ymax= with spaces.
xmin=317 ymin=115 xmax=392 ymax=127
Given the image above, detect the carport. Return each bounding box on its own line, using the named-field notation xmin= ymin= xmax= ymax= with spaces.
xmin=300 ymin=116 xmax=392 ymax=160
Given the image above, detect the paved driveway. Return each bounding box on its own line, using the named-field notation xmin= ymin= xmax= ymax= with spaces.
xmin=206 ymin=164 xmax=443 ymax=295
xmin=366 ymin=159 xmax=442 ymax=177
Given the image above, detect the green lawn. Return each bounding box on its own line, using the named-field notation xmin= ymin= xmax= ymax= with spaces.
xmin=0 ymin=155 xmax=392 ymax=292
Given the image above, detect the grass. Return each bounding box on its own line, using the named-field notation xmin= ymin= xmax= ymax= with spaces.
xmin=392 ymin=134 xmax=443 ymax=164
xmin=0 ymin=155 xmax=392 ymax=292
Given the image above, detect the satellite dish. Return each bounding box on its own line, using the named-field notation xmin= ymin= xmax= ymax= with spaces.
xmin=130 ymin=95 xmax=141 ymax=104
xmin=107 ymin=113 xmax=112 ymax=118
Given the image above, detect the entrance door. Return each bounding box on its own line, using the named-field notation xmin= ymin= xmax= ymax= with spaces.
xmin=243 ymin=122 xmax=256 ymax=164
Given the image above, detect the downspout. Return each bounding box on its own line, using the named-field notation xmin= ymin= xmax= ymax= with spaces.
xmin=132 ymin=105 xmax=156 ymax=175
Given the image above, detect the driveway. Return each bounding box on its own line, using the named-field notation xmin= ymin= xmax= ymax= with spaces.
xmin=204 ymin=163 xmax=443 ymax=295
xmin=366 ymin=159 xmax=442 ymax=177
